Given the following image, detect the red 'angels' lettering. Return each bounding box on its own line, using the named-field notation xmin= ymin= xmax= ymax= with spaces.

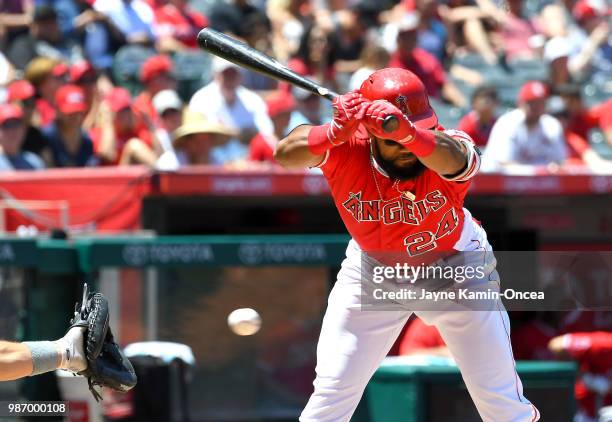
xmin=361 ymin=200 xmax=379 ymax=221
xmin=404 ymin=208 xmax=460 ymax=256
xmin=342 ymin=190 xmax=448 ymax=226
xmin=382 ymin=201 xmax=402 ymax=224
xmin=342 ymin=192 xmax=362 ymax=221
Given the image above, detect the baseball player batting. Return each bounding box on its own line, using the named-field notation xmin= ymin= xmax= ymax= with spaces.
xmin=275 ymin=68 xmax=540 ymax=421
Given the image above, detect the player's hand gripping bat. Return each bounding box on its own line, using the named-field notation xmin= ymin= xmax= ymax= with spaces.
xmin=197 ymin=28 xmax=399 ymax=133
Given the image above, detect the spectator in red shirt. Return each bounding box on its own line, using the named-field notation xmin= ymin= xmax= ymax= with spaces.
xmin=91 ymin=87 xmax=157 ymax=166
xmin=547 ymin=94 xmax=612 ymax=171
xmin=133 ymin=55 xmax=177 ymax=125
xmin=249 ymin=90 xmax=294 ymax=163
xmin=153 ymin=0 xmax=208 ymax=51
xmin=549 ymin=331 xmax=612 ymax=421
xmin=388 ymin=13 xmax=466 ymax=107
xmin=24 ymin=57 xmax=69 ymax=128
xmin=457 ymin=85 xmax=499 ymax=149
xmin=557 ymin=84 xmax=612 ymax=146
xmin=398 ymin=317 xmax=450 ymax=357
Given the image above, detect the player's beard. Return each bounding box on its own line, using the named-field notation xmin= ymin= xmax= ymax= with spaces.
xmin=373 ymin=143 xmax=427 ymax=181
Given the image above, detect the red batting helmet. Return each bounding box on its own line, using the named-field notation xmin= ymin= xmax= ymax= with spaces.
xmin=359 ymin=68 xmax=438 ymax=129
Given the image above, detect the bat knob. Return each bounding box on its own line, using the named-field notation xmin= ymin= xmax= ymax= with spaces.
xmin=382 ymin=115 xmax=399 ymax=133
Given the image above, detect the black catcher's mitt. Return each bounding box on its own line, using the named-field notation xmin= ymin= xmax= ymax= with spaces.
xmin=70 ymin=284 xmax=137 ymax=401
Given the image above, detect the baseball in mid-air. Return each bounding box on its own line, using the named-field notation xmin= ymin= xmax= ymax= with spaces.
xmin=227 ymin=308 xmax=261 ymax=336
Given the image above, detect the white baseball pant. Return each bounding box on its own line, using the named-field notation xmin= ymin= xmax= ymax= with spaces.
xmin=300 ymin=238 xmax=540 ymax=422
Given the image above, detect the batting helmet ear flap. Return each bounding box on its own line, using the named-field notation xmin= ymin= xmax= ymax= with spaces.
xmin=359 ymin=68 xmax=438 ymax=129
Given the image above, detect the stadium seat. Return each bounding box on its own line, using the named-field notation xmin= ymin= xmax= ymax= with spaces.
xmin=510 ymin=59 xmax=547 ymax=81
xmin=590 ymin=130 xmax=612 ymax=160
xmin=112 ymin=45 xmax=157 ymax=95
xmin=451 ymin=53 xmax=488 ymax=69
xmin=171 ymin=50 xmax=213 ymax=99
xmin=430 ymin=98 xmax=464 ymax=129
xmin=189 ymin=0 xmax=223 ymax=16
xmin=583 ymin=82 xmax=612 ymax=107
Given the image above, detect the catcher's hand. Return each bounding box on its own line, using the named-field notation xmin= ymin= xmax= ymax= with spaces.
xmin=69 ymin=284 xmax=137 ymax=401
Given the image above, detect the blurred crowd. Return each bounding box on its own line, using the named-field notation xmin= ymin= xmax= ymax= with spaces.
xmin=0 ymin=0 xmax=610 ymax=172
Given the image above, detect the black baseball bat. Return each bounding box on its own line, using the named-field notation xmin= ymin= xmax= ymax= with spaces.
xmin=196 ymin=28 xmax=398 ymax=133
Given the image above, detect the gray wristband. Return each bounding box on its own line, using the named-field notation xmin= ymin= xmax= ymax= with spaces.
xmin=23 ymin=341 xmax=59 ymax=376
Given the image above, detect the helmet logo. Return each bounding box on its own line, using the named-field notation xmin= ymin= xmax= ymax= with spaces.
xmin=395 ymin=95 xmax=411 ymax=116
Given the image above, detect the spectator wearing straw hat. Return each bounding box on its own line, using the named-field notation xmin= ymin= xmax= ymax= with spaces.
xmin=41 ymin=85 xmax=97 ymax=168
xmin=156 ymin=109 xmax=236 ymax=170
xmin=249 ymin=91 xmax=294 ymax=163
xmin=0 ymin=104 xmax=45 ymax=171
xmin=24 ymin=57 xmax=69 ymax=127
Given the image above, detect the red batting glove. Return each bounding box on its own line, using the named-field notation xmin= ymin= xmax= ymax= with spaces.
xmin=307 ymin=91 xmax=368 ymax=155
xmin=329 ymin=91 xmax=368 ymax=141
xmin=361 ymin=100 xmax=416 ymax=144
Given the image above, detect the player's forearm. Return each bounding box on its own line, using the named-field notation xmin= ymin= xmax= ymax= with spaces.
xmin=442 ymin=6 xmax=488 ymax=23
xmin=274 ymin=125 xmax=325 ymax=169
xmin=0 ymin=13 xmax=32 ymax=28
xmin=0 ymin=341 xmax=35 ymax=381
xmin=417 ymin=131 xmax=468 ymax=176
